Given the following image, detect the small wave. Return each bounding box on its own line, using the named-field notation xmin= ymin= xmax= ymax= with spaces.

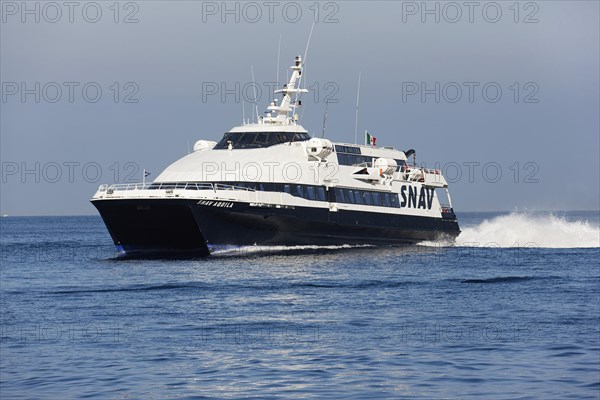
xmin=52 ymin=283 xmax=202 ymax=294
xmin=295 ymin=280 xmax=421 ymax=289
xmin=49 ymin=279 xmax=421 ymax=295
xmin=461 ymin=276 xmax=534 ymax=284
xmin=423 ymin=212 xmax=599 ymax=248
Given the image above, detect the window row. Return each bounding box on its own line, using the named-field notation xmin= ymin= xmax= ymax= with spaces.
xmin=151 ymin=181 xmax=400 ymax=208
xmin=336 ymin=153 xmax=374 ymax=166
xmin=283 ymin=184 xmax=327 ymax=202
xmin=213 ymin=182 xmax=328 ymax=201
xmin=238 ymin=182 xmax=400 ymax=208
xmin=334 ymin=188 xmax=399 ymax=208
xmin=334 ymin=145 xmax=361 ymax=154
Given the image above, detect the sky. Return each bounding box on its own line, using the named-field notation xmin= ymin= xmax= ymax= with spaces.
xmin=1 ymin=1 xmax=599 ymax=215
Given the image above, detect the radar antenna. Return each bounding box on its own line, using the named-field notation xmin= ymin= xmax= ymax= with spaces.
xmin=321 ymin=100 xmax=329 ymax=138
xmin=354 ymin=71 xmax=362 ymax=144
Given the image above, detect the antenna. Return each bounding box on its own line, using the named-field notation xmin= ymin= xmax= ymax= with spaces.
xmin=354 ymin=71 xmax=362 ymax=145
xmin=297 ymin=20 xmax=316 ymax=123
xmin=321 ymin=100 xmax=329 ymax=138
xmin=187 ymin=139 xmax=190 ymax=154
xmin=276 ymin=34 xmax=282 ymax=98
xmin=251 ymin=65 xmax=259 ymax=122
xmin=303 ymin=20 xmax=315 ymax=66
xmin=242 ymin=99 xmax=245 ymax=125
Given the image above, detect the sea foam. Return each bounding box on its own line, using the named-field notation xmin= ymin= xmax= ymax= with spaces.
xmin=454 ymin=212 xmax=600 ymax=248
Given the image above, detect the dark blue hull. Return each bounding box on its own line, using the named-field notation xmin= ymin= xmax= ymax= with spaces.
xmin=92 ymin=198 xmax=460 ymax=256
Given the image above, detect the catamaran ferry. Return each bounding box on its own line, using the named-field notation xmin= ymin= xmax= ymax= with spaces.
xmin=91 ymin=55 xmax=460 ymax=256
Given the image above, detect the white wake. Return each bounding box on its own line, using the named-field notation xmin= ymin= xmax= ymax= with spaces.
xmin=210 ymin=244 xmax=374 ymax=256
xmin=453 ymin=212 xmax=600 ymax=248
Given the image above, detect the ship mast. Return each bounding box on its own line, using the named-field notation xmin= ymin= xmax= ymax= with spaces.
xmin=262 ymin=55 xmax=308 ymax=125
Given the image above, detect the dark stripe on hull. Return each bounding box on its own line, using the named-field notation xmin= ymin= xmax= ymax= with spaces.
xmin=192 ymin=204 xmax=459 ymax=245
xmin=92 ymin=199 xmax=460 ymax=256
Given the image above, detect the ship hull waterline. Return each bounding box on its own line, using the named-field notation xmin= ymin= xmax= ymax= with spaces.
xmin=91 ymin=198 xmax=460 ymax=256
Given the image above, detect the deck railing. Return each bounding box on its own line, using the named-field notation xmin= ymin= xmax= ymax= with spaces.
xmin=352 ymin=162 xmax=442 ymax=175
xmin=98 ymin=182 xmax=256 ymax=194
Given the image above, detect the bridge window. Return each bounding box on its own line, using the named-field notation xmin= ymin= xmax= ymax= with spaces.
xmin=214 ymin=131 xmax=310 ymax=149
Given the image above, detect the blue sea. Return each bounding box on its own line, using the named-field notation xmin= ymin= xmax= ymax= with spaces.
xmin=1 ymin=212 xmax=599 ymax=399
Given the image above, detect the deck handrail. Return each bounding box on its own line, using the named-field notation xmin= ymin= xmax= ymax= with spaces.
xmin=99 ymin=182 xmax=256 ymax=193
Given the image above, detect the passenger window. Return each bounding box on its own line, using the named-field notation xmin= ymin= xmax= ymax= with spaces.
xmin=391 ymin=194 xmax=400 ymax=207
xmin=316 ymin=187 xmax=326 ymax=201
xmin=383 ymin=193 xmax=392 ymax=207
xmin=372 ymin=192 xmax=382 ymax=206
xmin=295 ymin=185 xmax=304 ymax=198
xmin=306 ymin=186 xmax=316 ymax=200
xmin=284 ymin=184 xmax=291 ymax=194
xmin=344 ymin=189 xmax=354 ymax=204
xmin=353 ymin=190 xmax=363 ymax=205
xmin=335 ymin=188 xmax=345 ymax=203
xmin=363 ymin=191 xmax=372 ymax=205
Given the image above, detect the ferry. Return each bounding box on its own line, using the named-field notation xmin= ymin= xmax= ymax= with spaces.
xmin=91 ymin=55 xmax=460 ymax=256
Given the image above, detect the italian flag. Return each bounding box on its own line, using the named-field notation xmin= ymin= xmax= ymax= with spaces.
xmin=365 ymin=131 xmax=376 ymax=146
